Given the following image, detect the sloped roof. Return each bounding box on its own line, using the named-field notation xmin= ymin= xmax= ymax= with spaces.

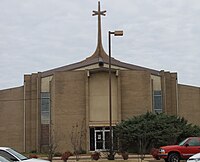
xmin=41 ymin=51 xmax=159 ymax=77
xmin=41 ymin=1 xmax=160 ymax=77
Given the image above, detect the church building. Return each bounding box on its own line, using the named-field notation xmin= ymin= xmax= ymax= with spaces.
xmin=0 ymin=2 xmax=200 ymax=153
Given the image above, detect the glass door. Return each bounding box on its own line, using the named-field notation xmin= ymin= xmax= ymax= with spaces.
xmin=105 ymin=131 xmax=110 ymax=150
xmin=95 ymin=129 xmax=110 ymax=151
xmin=95 ymin=131 xmax=103 ymax=150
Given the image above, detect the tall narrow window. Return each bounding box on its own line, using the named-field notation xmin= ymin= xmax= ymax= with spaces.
xmin=41 ymin=92 xmax=50 ymax=124
xmin=41 ymin=92 xmax=50 ymax=146
xmin=153 ymin=91 xmax=162 ymax=113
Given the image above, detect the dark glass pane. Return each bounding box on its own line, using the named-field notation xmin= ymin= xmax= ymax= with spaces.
xmin=105 ymin=131 xmax=110 ymax=150
xmin=41 ymin=112 xmax=50 ymax=124
xmin=95 ymin=127 xmax=103 ymax=130
xmin=154 ymin=96 xmax=162 ymax=110
xmin=41 ymin=99 xmax=50 ymax=112
xmin=96 ymin=132 xmax=103 ymax=149
xmin=154 ymin=91 xmax=161 ymax=95
xmin=154 ymin=90 xmax=162 ymax=113
xmin=41 ymin=112 xmax=49 ymax=120
xmin=113 ymin=128 xmax=118 ymax=150
xmin=105 ymin=127 xmax=110 ymax=130
xmin=90 ymin=128 xmax=95 ymax=151
xmin=41 ymin=92 xmax=50 ymax=124
xmin=155 ymin=109 xmax=162 ymax=113
xmin=41 ymin=92 xmax=50 ymax=98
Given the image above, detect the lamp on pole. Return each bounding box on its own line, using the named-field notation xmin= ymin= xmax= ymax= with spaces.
xmin=108 ymin=30 xmax=123 ymax=160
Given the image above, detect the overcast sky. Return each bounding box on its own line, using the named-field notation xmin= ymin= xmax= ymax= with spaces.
xmin=0 ymin=0 xmax=200 ymax=90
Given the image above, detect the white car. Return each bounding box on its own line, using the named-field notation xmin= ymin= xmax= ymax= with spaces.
xmin=0 ymin=156 xmax=10 ymax=162
xmin=0 ymin=147 xmax=49 ymax=162
xmin=187 ymin=152 xmax=200 ymax=162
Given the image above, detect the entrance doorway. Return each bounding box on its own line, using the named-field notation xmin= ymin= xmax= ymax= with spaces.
xmin=95 ymin=129 xmax=110 ymax=151
xmin=90 ymin=127 xmax=111 ymax=151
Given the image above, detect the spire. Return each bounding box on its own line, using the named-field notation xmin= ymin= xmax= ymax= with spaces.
xmin=86 ymin=1 xmax=109 ymax=61
xmin=92 ymin=1 xmax=106 ymax=50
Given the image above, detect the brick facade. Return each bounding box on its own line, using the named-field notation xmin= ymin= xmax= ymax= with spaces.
xmin=0 ymin=87 xmax=24 ymax=152
xmin=0 ymin=66 xmax=199 ymax=153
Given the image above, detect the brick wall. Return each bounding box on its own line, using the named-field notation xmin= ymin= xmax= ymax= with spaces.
xmin=120 ymin=70 xmax=152 ymax=120
xmin=178 ymin=84 xmax=200 ymax=125
xmin=51 ymin=71 xmax=86 ymax=152
xmin=24 ymin=73 xmax=40 ymax=152
xmin=0 ymin=86 xmax=24 ymax=151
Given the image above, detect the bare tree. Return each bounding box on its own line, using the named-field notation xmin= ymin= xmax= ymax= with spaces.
xmin=47 ymin=129 xmax=58 ymax=162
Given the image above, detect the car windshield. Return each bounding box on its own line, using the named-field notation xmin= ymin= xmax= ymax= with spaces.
xmin=179 ymin=138 xmax=189 ymax=146
xmin=6 ymin=149 xmax=28 ymax=160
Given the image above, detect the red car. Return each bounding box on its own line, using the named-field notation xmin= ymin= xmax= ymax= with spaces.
xmin=158 ymin=137 xmax=200 ymax=162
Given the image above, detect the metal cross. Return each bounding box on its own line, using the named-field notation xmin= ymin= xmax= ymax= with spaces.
xmin=92 ymin=1 xmax=106 ymax=17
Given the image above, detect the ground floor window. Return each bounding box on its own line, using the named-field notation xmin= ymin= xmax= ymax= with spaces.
xmin=90 ymin=127 xmax=117 ymax=151
xmin=41 ymin=92 xmax=50 ymax=150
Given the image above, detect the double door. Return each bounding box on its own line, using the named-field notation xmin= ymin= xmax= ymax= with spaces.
xmin=95 ymin=129 xmax=110 ymax=151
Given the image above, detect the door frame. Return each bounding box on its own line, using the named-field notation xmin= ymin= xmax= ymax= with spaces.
xmin=94 ymin=129 xmax=110 ymax=151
